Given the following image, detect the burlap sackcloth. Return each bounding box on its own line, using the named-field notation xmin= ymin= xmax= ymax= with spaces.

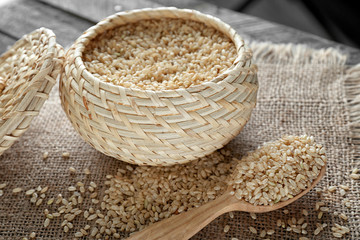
xmin=0 ymin=41 xmax=359 ymax=239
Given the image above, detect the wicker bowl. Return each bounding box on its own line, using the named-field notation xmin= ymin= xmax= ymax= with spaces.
xmin=0 ymin=28 xmax=63 ymax=155
xmin=60 ymin=7 xmax=258 ymax=166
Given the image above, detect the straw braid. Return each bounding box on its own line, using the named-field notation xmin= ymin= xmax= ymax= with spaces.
xmin=0 ymin=28 xmax=63 ymax=155
xmin=60 ymin=8 xmax=258 ymax=166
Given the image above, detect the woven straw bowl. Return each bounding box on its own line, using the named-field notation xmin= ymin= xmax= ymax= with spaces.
xmin=60 ymin=7 xmax=258 ymax=166
xmin=0 ymin=28 xmax=63 ymax=155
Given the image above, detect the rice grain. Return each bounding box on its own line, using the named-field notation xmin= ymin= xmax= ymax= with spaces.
xmin=302 ymin=209 xmax=308 ymax=216
xmin=29 ymin=232 xmax=36 ymax=238
xmin=12 ymin=187 xmax=22 ymax=193
xmin=248 ymin=226 xmax=257 ymax=234
xmin=339 ymin=213 xmax=348 ymax=221
xmin=25 ymin=189 xmax=35 ymax=196
xmin=44 ymin=218 xmax=50 ymax=228
xmin=84 ymin=168 xmax=91 ymax=175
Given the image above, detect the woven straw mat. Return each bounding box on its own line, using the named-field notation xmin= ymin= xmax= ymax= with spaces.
xmin=0 ymin=42 xmax=359 ymax=239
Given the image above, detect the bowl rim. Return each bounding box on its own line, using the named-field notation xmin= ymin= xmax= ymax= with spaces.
xmin=68 ymin=7 xmax=253 ymax=95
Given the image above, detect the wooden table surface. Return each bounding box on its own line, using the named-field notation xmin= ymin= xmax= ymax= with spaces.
xmin=0 ymin=0 xmax=359 ymax=65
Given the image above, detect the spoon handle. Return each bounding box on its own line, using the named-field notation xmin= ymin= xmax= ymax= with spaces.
xmin=127 ymin=192 xmax=238 ymax=240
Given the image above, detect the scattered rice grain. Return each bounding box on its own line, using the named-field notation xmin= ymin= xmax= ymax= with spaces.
xmin=84 ymin=168 xmax=91 ymax=175
xmin=44 ymin=218 xmax=50 ymax=228
xmin=320 ymin=207 xmax=329 ymax=212
xmin=339 ymin=213 xmax=348 ymax=221
xmin=248 ymin=226 xmax=257 ymax=234
xmin=314 ymin=227 xmax=322 ymax=235
xmin=47 ymin=198 xmax=54 ymax=205
xmin=29 ymin=232 xmax=36 ymax=238
xmin=339 ymin=188 xmax=346 ymax=196
xmin=349 ymin=173 xmax=360 ymax=179
xmin=90 ymin=227 xmax=98 ymax=236
xmin=80 ymin=228 xmax=88 ymax=235
xmin=333 ymin=232 xmax=343 ymax=238
xmin=25 ymin=189 xmax=35 ymax=196
xmin=12 ymin=187 xmax=22 ymax=193
xmin=88 ymin=214 xmax=97 ymax=221
xmin=74 ymin=232 xmax=83 ymax=237
xmin=315 ymin=202 xmax=325 ymax=211
xmin=302 ymin=209 xmax=308 ymax=216
xmin=297 ymin=217 xmax=305 ymax=225
xmin=40 ymin=186 xmax=49 ymax=194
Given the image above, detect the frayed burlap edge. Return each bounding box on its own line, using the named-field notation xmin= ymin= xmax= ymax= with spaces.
xmin=250 ymin=42 xmax=347 ymax=65
xmin=344 ymin=64 xmax=360 ymax=164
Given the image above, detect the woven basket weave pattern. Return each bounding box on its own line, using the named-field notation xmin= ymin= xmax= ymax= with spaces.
xmin=0 ymin=28 xmax=63 ymax=155
xmin=60 ymin=8 xmax=258 ymax=166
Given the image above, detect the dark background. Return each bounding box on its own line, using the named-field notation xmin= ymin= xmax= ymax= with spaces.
xmin=204 ymin=0 xmax=360 ymax=48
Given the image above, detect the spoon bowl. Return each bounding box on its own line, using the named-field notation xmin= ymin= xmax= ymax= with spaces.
xmin=127 ymin=165 xmax=326 ymax=240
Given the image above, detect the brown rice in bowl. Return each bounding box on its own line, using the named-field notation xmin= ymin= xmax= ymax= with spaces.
xmin=82 ymin=18 xmax=237 ymax=91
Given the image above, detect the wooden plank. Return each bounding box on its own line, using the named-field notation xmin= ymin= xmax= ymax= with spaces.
xmin=38 ymin=0 xmax=162 ymax=23
xmin=39 ymin=0 xmax=360 ymax=64
xmin=0 ymin=0 xmax=93 ymax=47
xmin=152 ymin=0 xmax=360 ymax=64
xmin=0 ymin=34 xmax=16 ymax=55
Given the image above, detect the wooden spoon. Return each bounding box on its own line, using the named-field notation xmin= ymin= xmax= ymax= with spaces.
xmin=127 ymin=165 xmax=326 ymax=240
